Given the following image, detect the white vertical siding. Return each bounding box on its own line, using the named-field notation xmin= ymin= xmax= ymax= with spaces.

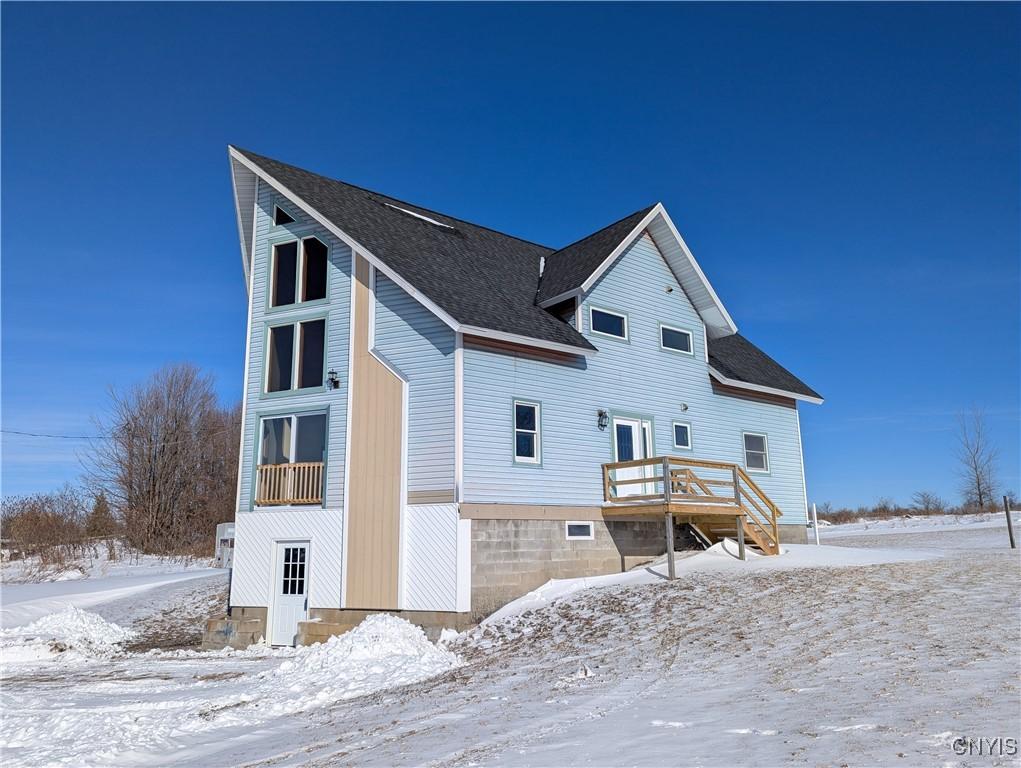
xmin=463 ymin=232 xmax=809 ymax=523
xmin=373 ymin=274 xmax=456 ymax=494
xmin=402 ymin=503 xmax=459 ymax=611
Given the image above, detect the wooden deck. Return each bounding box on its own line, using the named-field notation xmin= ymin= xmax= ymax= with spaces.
xmin=601 ymin=456 xmax=783 ymax=569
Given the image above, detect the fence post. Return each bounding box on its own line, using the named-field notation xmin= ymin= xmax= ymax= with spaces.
xmin=1004 ymin=496 xmax=1017 ymax=550
xmin=812 ymin=502 xmax=821 ymax=546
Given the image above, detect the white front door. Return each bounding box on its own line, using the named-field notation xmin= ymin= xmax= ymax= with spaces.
xmin=271 ymin=542 xmax=309 ymax=646
xmin=613 ymin=418 xmax=652 ymax=497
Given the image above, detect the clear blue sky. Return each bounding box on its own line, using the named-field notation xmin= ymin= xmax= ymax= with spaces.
xmin=2 ymin=3 xmax=1018 ymax=508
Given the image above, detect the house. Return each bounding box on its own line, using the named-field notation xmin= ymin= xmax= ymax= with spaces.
xmin=205 ymin=146 xmax=822 ymax=649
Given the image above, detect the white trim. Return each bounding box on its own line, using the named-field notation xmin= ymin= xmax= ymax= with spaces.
xmin=454 ymin=332 xmax=464 ymax=503
xmin=340 ymin=250 xmax=356 ymax=607
xmin=229 ymin=147 xmax=597 ymax=360
xmin=708 ymin=366 xmax=824 ymax=405
xmin=702 ymin=324 xmax=709 ymax=364
xmin=565 ymin=521 xmax=595 ymax=540
xmin=540 ymin=288 xmax=581 ymax=308
xmin=795 ymin=406 xmax=809 ymax=521
xmin=512 ymin=399 xmax=541 ymax=464
xmin=659 ymin=323 xmax=694 ymax=355
xmin=671 ymin=420 xmax=693 ymax=450
xmin=588 ymin=306 xmax=628 ymax=341
xmin=233 ymin=179 xmax=258 ymax=532
xmin=742 ymin=431 xmax=770 ymax=474
xmin=367 ymin=264 xmax=377 ymax=349
xmin=459 ymin=325 xmax=596 ymax=357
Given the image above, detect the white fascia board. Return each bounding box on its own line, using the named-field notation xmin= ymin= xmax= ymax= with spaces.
xmin=708 ymin=366 xmax=824 ymax=405
xmin=538 ymin=288 xmax=581 ymax=308
xmin=460 ymin=325 xmax=597 ymax=357
xmin=229 ymin=147 xmax=593 ymax=360
xmin=654 ymin=205 xmax=738 ymax=336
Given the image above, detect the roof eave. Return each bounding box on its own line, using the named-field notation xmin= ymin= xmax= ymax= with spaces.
xmin=708 ymin=366 xmax=824 ymax=405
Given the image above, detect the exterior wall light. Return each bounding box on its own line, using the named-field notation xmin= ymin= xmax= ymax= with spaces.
xmin=597 ymin=409 xmax=609 ymax=430
xmin=680 ymin=403 xmax=688 ymax=411
xmin=327 ymin=369 xmax=340 ymax=389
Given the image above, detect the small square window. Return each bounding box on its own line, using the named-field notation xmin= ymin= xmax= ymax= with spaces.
xmin=743 ymin=432 xmax=769 ymax=472
xmin=565 ymin=521 xmax=594 ymax=540
xmin=672 ymin=422 xmax=692 ymax=450
xmin=660 ymin=325 xmax=693 ymax=354
xmin=590 ymin=308 xmax=628 ymax=339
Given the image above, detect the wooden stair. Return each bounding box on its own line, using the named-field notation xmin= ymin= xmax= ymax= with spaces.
xmin=689 ymin=519 xmax=779 ymax=555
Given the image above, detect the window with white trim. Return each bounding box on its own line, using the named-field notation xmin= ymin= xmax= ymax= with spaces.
xmin=590 ymin=307 xmax=628 ymax=340
xmin=271 ymin=237 xmax=328 ymax=308
xmin=267 ymin=318 xmax=326 ymax=392
xmin=513 ymin=400 xmax=540 ymax=463
xmin=660 ymin=325 xmax=693 ymax=354
xmin=274 ymin=205 xmax=296 ymax=226
xmin=565 ymin=521 xmax=594 ymax=540
xmin=743 ymin=432 xmax=769 ymax=472
xmin=672 ymin=422 xmax=692 ymax=450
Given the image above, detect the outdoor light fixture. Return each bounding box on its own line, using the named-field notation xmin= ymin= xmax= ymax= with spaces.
xmin=597 ymin=409 xmax=609 ymax=430
xmin=327 ymin=369 xmax=340 ymax=389
xmin=680 ymin=403 xmax=689 ymax=412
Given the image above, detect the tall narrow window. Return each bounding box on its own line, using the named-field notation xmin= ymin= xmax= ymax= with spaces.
xmin=673 ymin=422 xmax=692 ymax=450
xmin=267 ymin=318 xmax=326 ymax=392
xmin=260 ymin=417 xmax=292 ymax=465
xmin=743 ymin=432 xmax=769 ymax=472
xmin=513 ymin=400 xmax=540 ymax=464
xmin=267 ymin=325 xmax=295 ymax=392
xmin=302 ymin=238 xmax=328 ymax=301
xmin=272 ymin=242 xmax=298 ymax=307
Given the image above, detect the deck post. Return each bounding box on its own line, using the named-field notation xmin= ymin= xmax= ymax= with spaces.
xmin=736 ymin=515 xmax=746 ymax=560
xmin=665 ymin=512 xmax=676 ymax=580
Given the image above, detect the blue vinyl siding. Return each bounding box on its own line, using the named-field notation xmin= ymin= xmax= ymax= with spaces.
xmin=373 ymin=274 xmax=456 ymax=494
xmin=463 ymin=231 xmax=809 ymax=523
xmin=237 ymin=183 xmax=351 ymax=512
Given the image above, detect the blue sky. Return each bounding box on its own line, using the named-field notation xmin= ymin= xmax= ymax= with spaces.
xmin=2 ymin=3 xmax=1018 ymax=507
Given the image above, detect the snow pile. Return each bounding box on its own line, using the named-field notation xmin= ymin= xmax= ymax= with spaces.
xmin=250 ymin=614 xmax=461 ymax=714
xmin=1 ymin=606 xmax=136 ymax=661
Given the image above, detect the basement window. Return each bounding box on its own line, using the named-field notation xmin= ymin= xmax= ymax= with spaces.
xmin=565 ymin=521 xmax=594 ymax=540
xmin=660 ymin=324 xmax=693 ymax=355
xmin=274 ymin=205 xmax=296 ymax=226
xmin=590 ymin=307 xmax=628 ymax=340
xmin=271 ymin=237 xmax=328 ymax=307
xmin=743 ymin=432 xmax=769 ymax=473
xmin=267 ymin=318 xmax=326 ymax=392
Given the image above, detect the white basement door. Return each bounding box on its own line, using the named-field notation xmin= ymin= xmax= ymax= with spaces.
xmin=271 ymin=542 xmax=309 ymax=646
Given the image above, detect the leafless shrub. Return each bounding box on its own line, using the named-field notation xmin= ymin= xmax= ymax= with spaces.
xmin=86 ymin=363 xmax=240 ymax=555
xmin=0 ymin=485 xmax=88 ymax=564
xmin=911 ymin=491 xmax=949 ymax=515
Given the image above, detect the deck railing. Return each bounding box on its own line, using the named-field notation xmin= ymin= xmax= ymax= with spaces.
xmin=601 ymin=455 xmax=781 ymax=552
xmin=255 ymin=462 xmax=324 ymax=506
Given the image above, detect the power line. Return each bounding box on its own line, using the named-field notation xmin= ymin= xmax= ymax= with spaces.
xmin=1 ymin=429 xmax=109 ymax=440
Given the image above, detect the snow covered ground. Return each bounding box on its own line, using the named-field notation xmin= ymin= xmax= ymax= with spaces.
xmin=2 ymin=517 xmax=1018 ymax=767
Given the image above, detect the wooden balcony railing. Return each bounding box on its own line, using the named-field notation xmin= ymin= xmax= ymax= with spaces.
xmin=256 ymin=462 xmax=324 ymax=506
xmin=602 ymin=455 xmax=782 ymax=555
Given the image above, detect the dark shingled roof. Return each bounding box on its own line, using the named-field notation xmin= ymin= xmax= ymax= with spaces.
xmin=234 ymin=148 xmax=820 ymax=400
xmin=536 ymin=205 xmax=657 ymax=303
xmin=234 ymin=147 xmax=594 ymax=352
xmin=708 ymin=334 xmax=821 ymax=400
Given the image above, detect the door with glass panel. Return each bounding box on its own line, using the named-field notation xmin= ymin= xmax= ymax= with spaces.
xmin=612 ymin=417 xmax=653 ymax=497
xmin=271 ymin=541 xmax=308 ymax=646
xmin=256 ymin=413 xmax=327 ymax=506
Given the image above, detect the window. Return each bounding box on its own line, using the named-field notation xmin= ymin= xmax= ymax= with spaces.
xmin=281 ymin=546 xmax=306 ymax=595
xmin=513 ymin=400 xmax=540 ymax=464
xmin=743 ymin=432 xmax=769 ymax=472
xmin=267 ymin=319 xmax=326 ymax=392
xmin=270 ymin=237 xmax=328 ymax=307
xmin=660 ymin=325 xmax=693 ymax=354
xmin=274 ymin=205 xmax=296 ymax=226
xmin=260 ymin=413 xmax=327 ymax=466
xmin=672 ymin=422 xmax=692 ymax=450
xmin=590 ymin=307 xmax=628 ymax=340
xmin=565 ymin=521 xmax=594 ymax=540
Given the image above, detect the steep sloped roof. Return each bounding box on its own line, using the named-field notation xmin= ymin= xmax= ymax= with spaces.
xmin=708 ymin=334 xmax=822 ymax=402
xmin=536 ymin=205 xmax=656 ymax=303
xmin=231 ymin=147 xmax=595 ymax=353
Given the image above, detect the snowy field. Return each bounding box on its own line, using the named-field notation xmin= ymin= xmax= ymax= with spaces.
xmin=1 ymin=515 xmax=1019 ymax=767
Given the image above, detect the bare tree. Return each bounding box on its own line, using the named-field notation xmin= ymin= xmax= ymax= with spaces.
xmin=910 ymin=490 xmax=948 ymax=515
xmin=86 ymin=363 xmax=240 ymax=554
xmin=956 ymin=409 xmax=999 ymax=511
